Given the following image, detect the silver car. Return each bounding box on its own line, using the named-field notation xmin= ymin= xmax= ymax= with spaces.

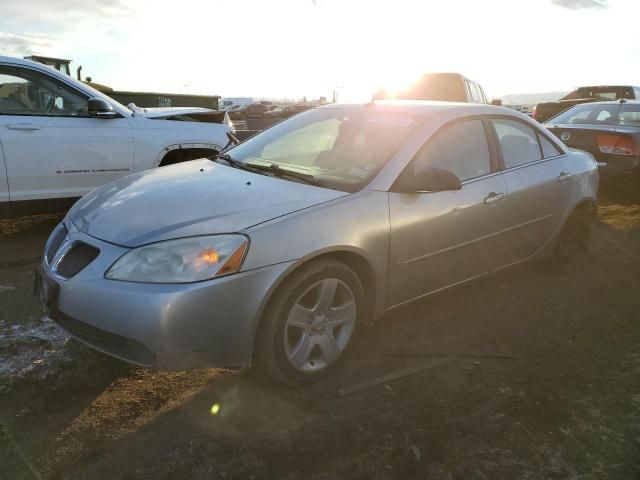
xmin=37 ymin=102 xmax=599 ymax=384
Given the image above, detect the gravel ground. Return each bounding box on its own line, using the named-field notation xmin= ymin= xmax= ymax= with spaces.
xmin=0 ymin=177 xmax=639 ymax=480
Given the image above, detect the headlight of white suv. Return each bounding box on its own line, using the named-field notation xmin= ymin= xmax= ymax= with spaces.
xmin=105 ymin=235 xmax=248 ymax=283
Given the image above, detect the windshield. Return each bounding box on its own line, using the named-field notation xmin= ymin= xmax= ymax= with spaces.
xmin=546 ymin=103 xmax=640 ymax=126
xmin=396 ymin=74 xmax=467 ymax=102
xmin=226 ymin=107 xmax=421 ymax=192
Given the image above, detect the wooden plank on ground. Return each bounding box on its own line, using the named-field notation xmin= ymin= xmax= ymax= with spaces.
xmin=337 ymin=356 xmax=456 ymax=397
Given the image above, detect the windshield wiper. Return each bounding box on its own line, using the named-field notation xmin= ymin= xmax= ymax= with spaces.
xmin=210 ymin=152 xmax=255 ymax=171
xmin=211 ymin=154 xmax=321 ymax=186
xmin=244 ymin=162 xmax=321 ymax=186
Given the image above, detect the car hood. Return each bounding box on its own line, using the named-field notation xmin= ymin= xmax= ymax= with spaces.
xmin=70 ymin=159 xmax=349 ymax=247
xmin=131 ymin=107 xmax=215 ymax=118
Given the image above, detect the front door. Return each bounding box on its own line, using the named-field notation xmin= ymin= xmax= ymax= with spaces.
xmin=0 ymin=64 xmax=134 ymax=204
xmin=388 ymin=118 xmax=509 ymax=307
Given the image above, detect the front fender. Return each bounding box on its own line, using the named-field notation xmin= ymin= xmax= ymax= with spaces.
xmin=129 ymin=119 xmax=230 ymax=171
xmin=243 ymin=189 xmax=391 ymax=319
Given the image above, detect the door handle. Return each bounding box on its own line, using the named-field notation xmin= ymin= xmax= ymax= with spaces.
xmin=484 ymin=192 xmax=505 ymax=205
xmin=6 ymin=123 xmax=41 ymax=131
xmin=557 ymin=172 xmax=571 ymax=182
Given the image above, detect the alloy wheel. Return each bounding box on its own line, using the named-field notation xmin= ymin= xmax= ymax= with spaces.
xmin=284 ymin=278 xmax=357 ymax=372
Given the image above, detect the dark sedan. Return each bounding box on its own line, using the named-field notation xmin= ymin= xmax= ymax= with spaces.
xmin=545 ymin=100 xmax=640 ymax=175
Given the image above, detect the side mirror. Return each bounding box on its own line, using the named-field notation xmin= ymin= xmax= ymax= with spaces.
xmin=88 ymin=97 xmax=117 ymax=119
xmin=491 ymin=99 xmax=502 ymax=107
xmin=394 ymin=166 xmax=462 ymax=193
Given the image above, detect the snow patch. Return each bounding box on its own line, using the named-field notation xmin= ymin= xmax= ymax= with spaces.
xmin=0 ymin=317 xmax=70 ymax=378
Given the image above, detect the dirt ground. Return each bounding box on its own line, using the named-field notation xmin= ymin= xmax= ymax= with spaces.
xmin=1 ymin=177 xmax=639 ymax=480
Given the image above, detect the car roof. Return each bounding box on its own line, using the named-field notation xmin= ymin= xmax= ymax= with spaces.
xmin=0 ymin=55 xmax=39 ymax=66
xmin=566 ymin=100 xmax=640 ymax=107
xmin=320 ymin=100 xmax=513 ymax=117
xmin=577 ymin=85 xmax=639 ymax=89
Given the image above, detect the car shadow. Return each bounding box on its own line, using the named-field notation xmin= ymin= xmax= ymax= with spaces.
xmin=5 ymin=197 xmax=640 ymax=478
xmin=598 ymin=175 xmax=640 ymax=206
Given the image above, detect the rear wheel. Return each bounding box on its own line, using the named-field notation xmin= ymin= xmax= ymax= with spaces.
xmin=553 ymin=207 xmax=593 ymax=263
xmin=254 ymin=259 xmax=364 ymax=385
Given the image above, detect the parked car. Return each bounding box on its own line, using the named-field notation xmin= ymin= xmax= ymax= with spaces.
xmin=374 ymin=73 xmax=500 ymax=105
xmin=545 ymin=100 xmax=640 ymax=175
xmin=219 ymin=97 xmax=254 ymax=111
xmin=228 ymin=102 xmax=275 ymax=120
xmin=264 ymin=104 xmax=312 ymax=119
xmin=0 ymin=56 xmax=233 ymax=218
xmin=532 ymin=85 xmax=639 ymax=123
xmin=504 ymin=104 xmax=533 ymax=116
xmin=37 ymin=101 xmax=598 ymax=384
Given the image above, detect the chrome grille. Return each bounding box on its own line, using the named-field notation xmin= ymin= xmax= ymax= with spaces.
xmin=46 ymin=224 xmax=68 ymax=264
xmin=56 ymin=243 xmax=100 ymax=278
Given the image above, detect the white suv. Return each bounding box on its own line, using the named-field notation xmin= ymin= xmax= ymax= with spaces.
xmin=0 ymin=56 xmax=233 ymax=218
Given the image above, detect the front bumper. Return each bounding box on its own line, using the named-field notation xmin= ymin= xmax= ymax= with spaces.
xmin=40 ymin=223 xmax=294 ymax=370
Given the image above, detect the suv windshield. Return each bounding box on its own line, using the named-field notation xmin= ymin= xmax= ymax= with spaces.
xmin=547 ymin=103 xmax=640 ymax=126
xmin=226 ymin=107 xmax=421 ymax=192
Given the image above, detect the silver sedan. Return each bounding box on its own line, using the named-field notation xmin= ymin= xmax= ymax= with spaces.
xmin=37 ymin=102 xmax=599 ymax=384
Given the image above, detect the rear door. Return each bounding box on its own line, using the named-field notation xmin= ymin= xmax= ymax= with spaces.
xmin=387 ymin=118 xmax=509 ymax=307
xmin=0 ymin=64 xmax=134 ymax=204
xmin=491 ymin=118 xmax=574 ymax=265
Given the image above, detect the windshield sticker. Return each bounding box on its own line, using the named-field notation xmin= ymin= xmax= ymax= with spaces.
xmin=366 ymin=115 xmax=414 ymax=127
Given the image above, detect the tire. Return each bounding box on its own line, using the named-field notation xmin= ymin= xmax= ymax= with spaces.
xmin=253 ymin=259 xmax=365 ymax=385
xmin=553 ymin=207 xmax=592 ymax=264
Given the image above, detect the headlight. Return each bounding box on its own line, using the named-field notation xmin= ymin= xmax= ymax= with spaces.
xmin=105 ymin=235 xmax=248 ymax=283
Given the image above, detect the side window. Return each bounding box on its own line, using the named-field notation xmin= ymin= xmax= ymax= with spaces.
xmin=0 ymin=66 xmax=88 ymax=117
xmin=411 ymin=119 xmax=492 ymax=182
xmin=466 ymin=82 xmax=484 ymax=104
xmin=471 ymin=83 xmax=482 ymax=103
xmin=464 ymin=80 xmax=473 ymax=102
xmin=538 ymin=133 xmax=562 ymax=158
xmin=493 ymin=119 xmax=542 ymax=168
xmin=478 ymin=85 xmax=488 ymax=104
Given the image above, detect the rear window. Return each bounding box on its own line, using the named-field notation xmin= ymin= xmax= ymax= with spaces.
xmin=546 ymin=103 xmax=640 ymax=126
xmin=576 ymin=88 xmax=619 ymax=100
xmin=563 ymin=87 xmax=634 ymax=101
xmin=619 ymin=105 xmax=640 ymax=126
xmin=493 ymin=119 xmax=543 ymax=168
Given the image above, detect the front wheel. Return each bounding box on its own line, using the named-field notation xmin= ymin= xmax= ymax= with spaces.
xmin=254 ymin=259 xmax=365 ymax=385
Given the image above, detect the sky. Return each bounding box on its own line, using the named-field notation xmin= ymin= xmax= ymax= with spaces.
xmin=1 ymin=0 xmax=639 ymax=102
